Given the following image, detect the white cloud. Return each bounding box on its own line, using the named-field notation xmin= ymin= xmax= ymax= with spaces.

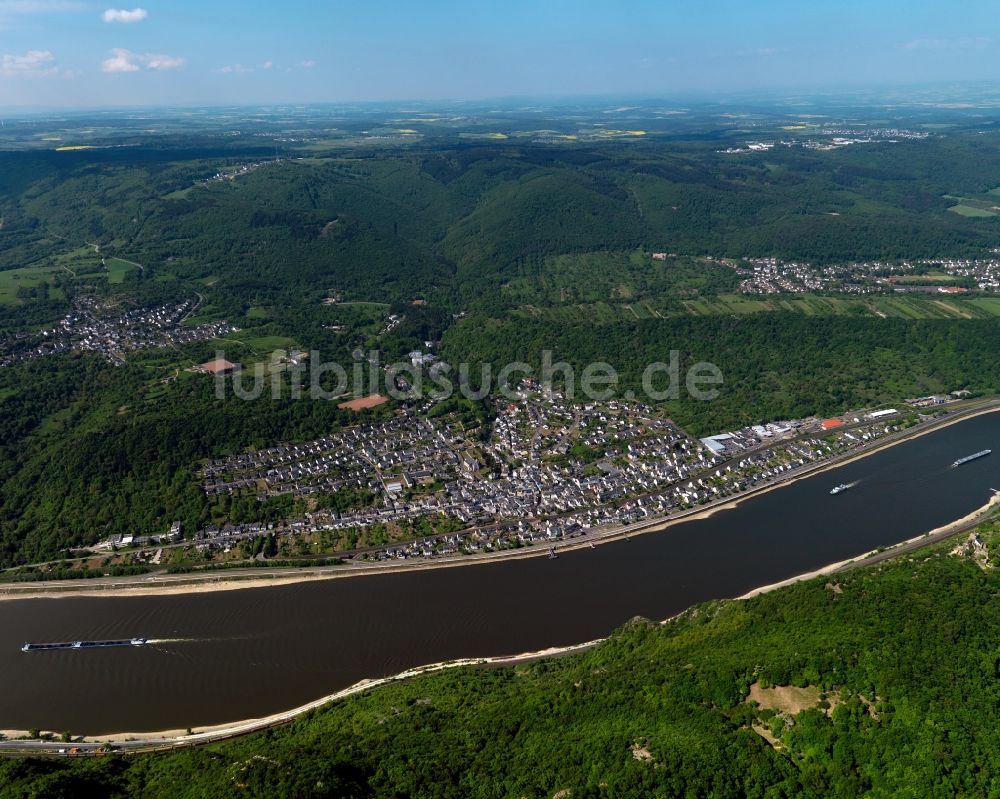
xmin=102 ymin=47 xmax=139 ymax=72
xmin=102 ymin=48 xmax=184 ymax=73
xmin=904 ymin=37 xmax=991 ymax=51
xmin=102 ymin=7 xmax=147 ymax=23
xmin=261 ymin=60 xmax=273 ymax=70
xmin=217 ymin=63 xmax=252 ymax=74
xmin=145 ymin=53 xmax=184 ymax=70
xmin=1 ymin=49 xmax=57 ymax=75
xmin=299 ymin=59 xmax=315 ymax=68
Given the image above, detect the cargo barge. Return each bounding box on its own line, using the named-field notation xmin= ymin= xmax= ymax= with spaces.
xmin=21 ymin=638 xmax=146 ymax=653
xmin=952 ymin=449 xmax=992 ymax=468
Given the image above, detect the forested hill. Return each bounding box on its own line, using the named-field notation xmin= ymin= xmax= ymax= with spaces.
xmin=4 ymin=133 xmax=1000 ymax=314
xmin=5 ymin=531 xmax=1000 ymax=797
xmin=443 ymin=314 xmax=1000 ymax=434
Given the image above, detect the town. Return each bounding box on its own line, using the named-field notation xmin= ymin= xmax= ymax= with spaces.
xmin=200 ymin=157 xmax=285 ymax=185
xmin=731 ymin=255 xmax=1000 ymax=295
xmin=82 ymin=382 xmax=955 ymax=571
xmin=0 ymin=296 xmax=237 ymax=367
xmin=719 ymin=127 xmax=930 ymax=154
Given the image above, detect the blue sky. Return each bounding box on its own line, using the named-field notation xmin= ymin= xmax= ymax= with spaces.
xmin=1 ymin=0 xmax=1000 ymax=107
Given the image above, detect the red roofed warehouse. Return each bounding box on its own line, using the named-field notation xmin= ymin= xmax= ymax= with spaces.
xmin=201 ymin=358 xmax=237 ymax=375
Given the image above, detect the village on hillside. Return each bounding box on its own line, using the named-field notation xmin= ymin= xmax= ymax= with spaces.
xmin=91 ymin=381 xmax=947 ymax=568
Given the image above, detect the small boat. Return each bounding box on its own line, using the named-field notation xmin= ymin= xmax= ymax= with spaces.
xmin=830 ymin=484 xmax=850 ymax=495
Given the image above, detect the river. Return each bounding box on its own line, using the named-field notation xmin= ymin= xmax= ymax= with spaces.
xmin=2 ymin=412 xmax=998 ymax=734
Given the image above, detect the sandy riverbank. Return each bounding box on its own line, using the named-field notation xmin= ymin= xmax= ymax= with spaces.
xmin=0 ymin=573 xmax=347 ymax=602
xmin=2 ymin=403 xmax=998 ymax=603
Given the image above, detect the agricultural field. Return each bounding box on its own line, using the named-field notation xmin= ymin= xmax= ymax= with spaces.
xmin=104 ymin=257 xmax=141 ymax=283
xmin=0 ymin=264 xmax=65 ymax=304
xmin=162 ymin=186 xmax=195 ymax=201
xmin=510 ymin=293 xmax=996 ymax=325
xmin=949 ymin=204 xmax=997 ymax=218
xmin=692 ymin=294 xmax=995 ymax=320
xmin=945 ymin=194 xmax=1000 ymax=217
xmin=235 ymin=333 xmax=297 ymax=351
xmin=891 ymin=272 xmax=965 ymax=284
xmin=968 ymin=297 xmax=1000 ymax=316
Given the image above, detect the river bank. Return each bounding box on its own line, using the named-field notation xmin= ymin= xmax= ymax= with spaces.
xmin=3 ymin=401 xmax=998 ymax=603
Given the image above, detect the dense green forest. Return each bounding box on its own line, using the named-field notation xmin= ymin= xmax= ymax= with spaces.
xmin=3 ymin=115 xmax=1000 ymax=565
xmin=5 ymin=540 xmax=1000 ymax=797
xmin=443 ymin=314 xmax=1000 ymax=434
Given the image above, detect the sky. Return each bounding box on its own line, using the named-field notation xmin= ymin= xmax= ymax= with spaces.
xmin=2 ymin=0 xmax=1000 ymax=107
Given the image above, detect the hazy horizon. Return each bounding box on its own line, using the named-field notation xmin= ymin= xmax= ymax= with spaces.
xmin=5 ymin=82 xmax=1000 ymax=118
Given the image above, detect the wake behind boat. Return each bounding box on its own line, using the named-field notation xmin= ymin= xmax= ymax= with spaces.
xmin=21 ymin=638 xmax=147 ymax=653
